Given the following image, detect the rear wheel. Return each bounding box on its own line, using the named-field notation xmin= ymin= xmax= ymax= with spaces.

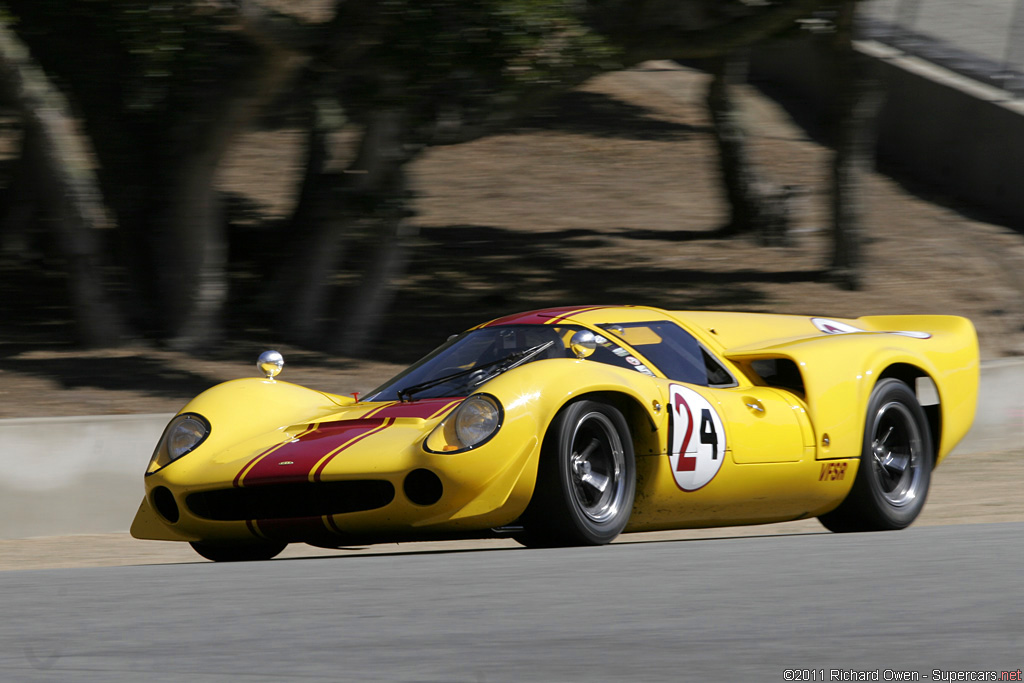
xmin=516 ymin=400 xmax=635 ymax=547
xmin=819 ymin=378 xmax=932 ymax=533
xmin=190 ymin=540 xmax=287 ymax=562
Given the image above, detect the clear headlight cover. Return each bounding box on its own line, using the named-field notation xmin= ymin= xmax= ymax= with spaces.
xmin=147 ymin=413 xmax=210 ymax=474
xmin=454 ymin=395 xmax=502 ymax=447
xmin=426 ymin=394 xmax=503 ymax=453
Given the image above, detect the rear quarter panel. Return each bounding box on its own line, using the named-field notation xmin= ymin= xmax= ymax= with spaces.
xmin=724 ymin=315 xmax=979 ymax=466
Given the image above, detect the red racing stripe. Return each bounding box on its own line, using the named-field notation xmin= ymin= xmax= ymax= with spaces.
xmin=233 ymin=423 xmax=319 ymax=487
xmin=543 ymin=306 xmax=606 ymax=325
xmin=235 ymin=400 xmax=460 ymax=489
xmin=477 ymin=306 xmax=604 ymax=328
xmin=371 ymin=397 xmax=463 ymax=420
xmin=360 ymin=401 xmax=396 ymax=418
xmin=311 ymin=419 xmax=393 ymax=482
xmin=240 ymin=419 xmax=391 ymax=487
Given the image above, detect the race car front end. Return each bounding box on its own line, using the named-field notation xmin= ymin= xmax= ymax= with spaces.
xmin=130 ymin=389 xmax=543 ymax=548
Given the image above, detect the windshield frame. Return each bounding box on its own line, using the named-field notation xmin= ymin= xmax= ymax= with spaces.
xmin=363 ymin=323 xmax=648 ymax=402
xmin=362 ymin=318 xmax=736 ymax=403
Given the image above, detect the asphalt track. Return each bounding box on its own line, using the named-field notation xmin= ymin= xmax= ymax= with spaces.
xmin=1 ymin=522 xmax=1021 ymax=682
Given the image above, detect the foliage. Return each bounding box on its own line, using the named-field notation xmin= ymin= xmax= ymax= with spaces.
xmin=336 ymin=0 xmax=619 ymax=138
xmin=0 ymin=0 xmax=845 ymax=351
xmin=2 ymin=1 xmax=242 ymax=110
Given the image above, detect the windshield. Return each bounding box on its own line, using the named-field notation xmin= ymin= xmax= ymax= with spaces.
xmin=364 ymin=324 xmax=651 ymax=401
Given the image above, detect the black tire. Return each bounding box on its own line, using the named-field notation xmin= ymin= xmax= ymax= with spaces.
xmin=818 ymin=378 xmax=933 ymax=533
xmin=190 ymin=540 xmax=287 ymax=562
xmin=516 ymin=400 xmax=636 ymax=547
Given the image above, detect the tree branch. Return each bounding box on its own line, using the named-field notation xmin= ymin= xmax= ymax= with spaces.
xmin=0 ymin=21 xmax=111 ymax=233
xmin=207 ymin=0 xmax=332 ymax=53
xmin=599 ymin=0 xmax=824 ymax=64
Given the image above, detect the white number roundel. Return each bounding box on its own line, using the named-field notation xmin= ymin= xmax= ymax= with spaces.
xmin=668 ymin=384 xmax=726 ymax=491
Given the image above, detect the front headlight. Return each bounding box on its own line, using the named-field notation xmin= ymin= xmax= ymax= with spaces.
xmin=455 ymin=395 xmax=502 ymax=446
xmin=147 ymin=413 xmax=210 ymax=474
xmin=425 ymin=394 xmax=503 ymax=453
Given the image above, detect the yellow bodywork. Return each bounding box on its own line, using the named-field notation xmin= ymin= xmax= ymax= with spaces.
xmin=132 ymin=306 xmax=979 ymax=546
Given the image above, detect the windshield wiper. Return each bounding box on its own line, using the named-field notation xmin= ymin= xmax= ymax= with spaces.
xmin=397 ymin=340 xmax=555 ymax=402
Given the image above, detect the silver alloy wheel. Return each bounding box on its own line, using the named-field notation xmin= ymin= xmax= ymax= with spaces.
xmin=869 ymin=400 xmax=924 ymax=507
xmin=568 ymin=411 xmax=626 ymax=523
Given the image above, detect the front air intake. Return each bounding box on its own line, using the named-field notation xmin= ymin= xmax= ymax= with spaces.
xmin=404 ymin=469 xmax=443 ymax=506
xmin=152 ymin=486 xmax=180 ymax=523
xmin=186 ymin=480 xmax=395 ymax=521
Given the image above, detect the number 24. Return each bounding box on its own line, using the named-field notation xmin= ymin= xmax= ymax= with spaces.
xmin=678 ymin=408 xmax=720 ymax=472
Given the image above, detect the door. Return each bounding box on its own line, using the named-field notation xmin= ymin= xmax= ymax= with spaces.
xmin=715 ymin=386 xmax=811 ymax=463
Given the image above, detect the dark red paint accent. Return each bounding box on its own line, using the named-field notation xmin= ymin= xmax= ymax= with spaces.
xmin=674 ymin=393 xmax=697 ymax=472
xmin=234 ymin=445 xmax=279 ymax=488
xmin=479 ymin=306 xmax=605 ymax=328
xmin=311 ymin=420 xmax=391 ymax=481
xmin=241 ymin=419 xmax=387 ymax=487
xmin=369 ymin=398 xmax=462 ymax=421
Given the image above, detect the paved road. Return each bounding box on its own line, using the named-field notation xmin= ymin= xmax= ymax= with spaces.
xmin=1 ymin=522 xmax=1021 ymax=682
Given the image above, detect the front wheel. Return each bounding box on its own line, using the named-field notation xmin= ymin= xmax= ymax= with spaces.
xmin=819 ymin=378 xmax=933 ymax=533
xmin=190 ymin=540 xmax=287 ymax=562
xmin=516 ymin=400 xmax=636 ymax=547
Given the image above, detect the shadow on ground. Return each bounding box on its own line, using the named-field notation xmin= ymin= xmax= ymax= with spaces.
xmin=0 ymin=81 xmax=823 ymax=405
xmin=0 ymin=214 xmax=826 ymax=404
xmin=373 ymin=223 xmax=822 ymax=363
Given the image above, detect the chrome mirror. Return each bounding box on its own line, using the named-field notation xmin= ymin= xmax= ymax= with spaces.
xmin=569 ymin=330 xmax=597 ymax=359
xmin=257 ymin=350 xmax=284 ymax=379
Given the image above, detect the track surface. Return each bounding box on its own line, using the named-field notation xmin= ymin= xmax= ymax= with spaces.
xmin=2 ymin=522 xmax=1021 ymax=682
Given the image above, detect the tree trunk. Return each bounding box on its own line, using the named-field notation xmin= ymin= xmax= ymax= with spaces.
xmin=271 ymin=104 xmax=349 ymax=345
xmin=275 ymin=73 xmax=420 ymax=353
xmin=829 ymin=1 xmax=883 ymax=290
xmin=0 ymin=20 xmax=128 ymax=346
xmin=326 ymin=96 xmax=418 ymax=357
xmin=706 ymin=51 xmax=790 ymax=245
xmin=152 ymin=44 xmax=304 ymax=350
xmin=594 ymin=0 xmax=821 ymax=64
xmin=150 ymin=142 xmax=232 ymax=350
xmin=290 ymin=104 xmax=333 ymax=237
xmin=327 ymin=175 xmax=412 ymax=357
xmin=0 ymin=120 xmax=39 ymax=254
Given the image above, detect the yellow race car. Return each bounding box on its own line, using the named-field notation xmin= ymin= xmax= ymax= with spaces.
xmin=131 ymin=306 xmax=979 ymax=561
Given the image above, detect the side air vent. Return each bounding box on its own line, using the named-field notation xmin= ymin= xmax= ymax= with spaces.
xmin=749 ymin=358 xmax=805 ymax=396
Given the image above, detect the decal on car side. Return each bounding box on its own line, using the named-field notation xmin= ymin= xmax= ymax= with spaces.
xmin=819 ymin=462 xmax=848 ymax=481
xmin=667 ymin=384 xmax=726 ymax=492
